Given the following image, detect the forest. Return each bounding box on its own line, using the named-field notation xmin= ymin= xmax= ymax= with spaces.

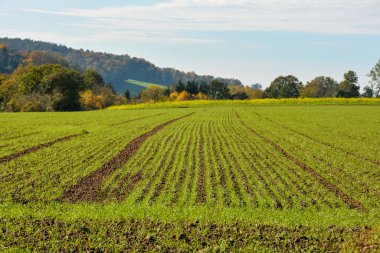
xmin=0 ymin=38 xmax=241 ymax=93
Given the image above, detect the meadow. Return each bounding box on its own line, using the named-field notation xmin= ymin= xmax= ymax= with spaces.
xmin=0 ymin=102 xmax=379 ymax=252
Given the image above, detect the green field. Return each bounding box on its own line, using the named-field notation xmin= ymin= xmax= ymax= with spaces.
xmin=126 ymin=79 xmax=167 ymax=89
xmin=126 ymin=79 xmax=167 ymax=96
xmin=1 ymin=105 xmax=379 ymax=251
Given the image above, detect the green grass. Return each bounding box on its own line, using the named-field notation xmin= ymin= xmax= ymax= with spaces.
xmin=1 ymin=105 xmax=379 ymax=251
xmin=126 ymin=79 xmax=167 ymax=89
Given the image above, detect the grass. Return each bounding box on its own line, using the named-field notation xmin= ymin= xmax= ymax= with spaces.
xmin=126 ymin=79 xmax=167 ymax=89
xmin=1 ymin=105 xmax=379 ymax=251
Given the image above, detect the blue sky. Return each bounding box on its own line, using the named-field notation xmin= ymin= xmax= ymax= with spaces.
xmin=1 ymin=0 xmax=380 ymax=88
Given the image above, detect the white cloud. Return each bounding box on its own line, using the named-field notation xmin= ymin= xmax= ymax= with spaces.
xmin=0 ymin=28 xmax=217 ymax=46
xmin=21 ymin=0 xmax=380 ymax=35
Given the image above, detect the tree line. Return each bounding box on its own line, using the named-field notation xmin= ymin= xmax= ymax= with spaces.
xmin=1 ymin=40 xmax=380 ymax=111
xmin=130 ymin=63 xmax=380 ymax=103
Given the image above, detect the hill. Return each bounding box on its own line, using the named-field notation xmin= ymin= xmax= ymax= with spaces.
xmin=0 ymin=38 xmax=242 ymax=93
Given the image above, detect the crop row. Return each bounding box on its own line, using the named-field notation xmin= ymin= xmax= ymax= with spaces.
xmin=0 ymin=109 xmax=195 ymax=202
xmin=237 ymin=107 xmax=379 ymax=210
xmin=1 ymin=106 xmax=377 ymax=212
xmin=96 ymin=108 xmax=357 ymax=210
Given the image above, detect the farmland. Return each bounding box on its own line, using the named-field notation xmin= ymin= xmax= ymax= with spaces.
xmin=1 ymin=104 xmax=380 ymax=252
xmin=126 ymin=79 xmax=168 ymax=96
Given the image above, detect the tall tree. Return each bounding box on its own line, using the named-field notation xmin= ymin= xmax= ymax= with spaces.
xmin=250 ymin=83 xmax=263 ymax=90
xmin=185 ymin=80 xmax=199 ymax=95
xmin=265 ymin=75 xmax=302 ymax=98
xmin=362 ymin=86 xmax=374 ymax=98
xmin=0 ymin=44 xmax=21 ymax=74
xmin=140 ymin=85 xmax=167 ymax=102
xmin=43 ymin=68 xmax=84 ymax=111
xmin=83 ymin=69 xmax=105 ymax=91
xmin=336 ymin=70 xmax=360 ymax=98
xmin=174 ymin=80 xmax=185 ymax=93
xmin=199 ymin=81 xmax=209 ymax=95
xmin=368 ymin=59 xmax=380 ymax=97
xmin=301 ymin=76 xmax=338 ymax=97
xmin=208 ymin=80 xmax=230 ymax=99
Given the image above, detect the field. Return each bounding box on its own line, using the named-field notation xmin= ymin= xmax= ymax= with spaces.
xmin=1 ymin=104 xmax=380 ymax=252
xmin=126 ymin=79 xmax=167 ymax=96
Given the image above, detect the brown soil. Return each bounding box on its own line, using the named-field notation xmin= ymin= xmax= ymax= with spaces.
xmin=1 ymin=217 xmax=365 ymax=252
xmin=59 ymin=112 xmax=194 ymax=203
xmin=237 ymin=113 xmax=367 ymax=212
xmin=114 ymin=171 xmax=143 ymax=202
xmin=0 ymin=134 xmax=82 ymax=164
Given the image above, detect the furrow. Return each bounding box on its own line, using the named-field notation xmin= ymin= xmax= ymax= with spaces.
xmin=59 ymin=112 xmax=194 ymax=203
xmin=237 ymin=112 xmax=367 ymax=212
xmin=0 ymin=134 xmax=82 ymax=164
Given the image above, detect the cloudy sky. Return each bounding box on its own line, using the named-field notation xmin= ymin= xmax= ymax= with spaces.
xmin=1 ymin=0 xmax=380 ymax=87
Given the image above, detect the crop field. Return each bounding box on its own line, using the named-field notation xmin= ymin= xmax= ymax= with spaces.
xmin=1 ymin=105 xmax=379 ymax=252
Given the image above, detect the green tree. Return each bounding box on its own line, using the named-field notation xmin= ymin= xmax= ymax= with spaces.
xmin=368 ymin=59 xmax=380 ymax=97
xmin=250 ymin=83 xmax=262 ymax=90
xmin=43 ymin=68 xmax=84 ymax=111
xmin=140 ymin=85 xmax=168 ymax=102
xmin=199 ymin=81 xmax=209 ymax=95
xmin=336 ymin=71 xmax=360 ymax=98
xmin=0 ymin=44 xmax=21 ymax=74
xmin=83 ymin=69 xmax=105 ymax=91
xmin=301 ymin=76 xmax=338 ymax=97
xmin=124 ymin=89 xmax=130 ymax=100
xmin=185 ymin=81 xmax=199 ymax=95
xmin=208 ymin=80 xmax=230 ymax=99
xmin=174 ymin=80 xmax=185 ymax=93
xmin=265 ymin=75 xmax=302 ymax=98
xmin=362 ymin=86 xmax=374 ymax=98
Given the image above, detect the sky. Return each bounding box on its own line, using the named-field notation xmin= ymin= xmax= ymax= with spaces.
xmin=1 ymin=0 xmax=380 ymax=88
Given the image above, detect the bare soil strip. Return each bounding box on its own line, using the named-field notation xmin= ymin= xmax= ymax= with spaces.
xmin=236 ymin=113 xmax=367 ymax=212
xmin=0 ymin=134 xmax=82 ymax=164
xmin=59 ymin=112 xmax=195 ymax=203
xmin=255 ymin=112 xmax=380 ymax=166
xmin=109 ymin=113 xmax=167 ymax=126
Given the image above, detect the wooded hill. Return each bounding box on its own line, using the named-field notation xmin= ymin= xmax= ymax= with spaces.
xmin=0 ymin=38 xmax=242 ymax=94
